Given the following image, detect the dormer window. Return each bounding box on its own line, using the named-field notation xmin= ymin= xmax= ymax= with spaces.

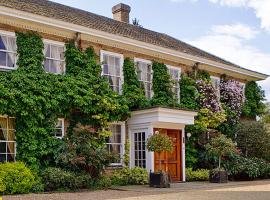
xmin=44 ymin=40 xmax=65 ymax=74
xmin=0 ymin=32 xmax=17 ymax=70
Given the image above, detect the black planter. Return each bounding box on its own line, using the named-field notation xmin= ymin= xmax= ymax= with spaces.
xmin=209 ymin=170 xmax=228 ymax=183
xmin=149 ymin=172 xmax=170 ymax=188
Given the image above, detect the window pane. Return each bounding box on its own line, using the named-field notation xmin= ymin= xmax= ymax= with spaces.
xmin=44 ymin=59 xmax=50 ymax=72
xmin=7 ymin=142 xmax=15 ymax=154
xmin=7 ymin=53 xmax=16 ymax=68
xmin=0 ymin=52 xmax=6 ymax=66
xmin=7 ymin=37 xmax=16 ymax=52
xmin=0 ymin=36 xmax=7 ymax=50
xmin=103 ymin=64 xmax=109 ymax=74
xmin=0 ymin=154 xmax=6 ymax=162
xmin=7 ymin=130 xmax=15 ymax=141
xmin=7 ymin=154 xmax=15 ymax=162
xmin=0 ymin=142 xmax=6 ymax=153
xmin=45 ymin=44 xmax=50 ymax=57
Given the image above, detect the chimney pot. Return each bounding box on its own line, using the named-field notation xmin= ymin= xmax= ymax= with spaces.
xmin=112 ymin=3 xmax=131 ymax=23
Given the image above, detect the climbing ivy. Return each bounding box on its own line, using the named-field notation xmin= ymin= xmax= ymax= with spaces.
xmin=242 ymin=81 xmax=265 ymax=118
xmin=179 ymin=74 xmax=199 ymax=110
xmin=0 ymin=32 xmax=128 ymax=171
xmin=151 ymin=61 xmax=176 ymax=107
xmin=122 ymin=58 xmax=148 ymax=110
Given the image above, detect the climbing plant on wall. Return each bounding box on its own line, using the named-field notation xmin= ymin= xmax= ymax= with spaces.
xmin=179 ymin=74 xmax=199 ymax=110
xmin=0 ymin=32 xmax=129 ymax=171
xmin=122 ymin=58 xmax=148 ymax=110
xmin=151 ymin=61 xmax=176 ymax=107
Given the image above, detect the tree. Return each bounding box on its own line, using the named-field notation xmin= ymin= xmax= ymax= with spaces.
xmin=206 ymin=134 xmax=237 ymax=169
xmin=236 ymin=121 xmax=270 ymax=160
xmin=242 ymin=81 xmax=265 ymax=118
xmin=146 ymin=132 xmax=173 ymax=171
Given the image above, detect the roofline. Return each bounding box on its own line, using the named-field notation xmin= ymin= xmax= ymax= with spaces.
xmin=0 ymin=6 xmax=268 ymax=81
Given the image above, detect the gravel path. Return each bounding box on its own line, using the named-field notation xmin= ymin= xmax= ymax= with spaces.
xmin=3 ymin=180 xmax=270 ymax=200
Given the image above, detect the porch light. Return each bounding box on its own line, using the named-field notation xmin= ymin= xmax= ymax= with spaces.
xmin=187 ymin=132 xmax=192 ymax=138
xmin=155 ymin=130 xmax=159 ymax=134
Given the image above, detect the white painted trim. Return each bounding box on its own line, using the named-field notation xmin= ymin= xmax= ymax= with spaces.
xmin=0 ymin=29 xmax=15 ymax=37
xmin=0 ymin=6 xmax=267 ymax=80
xmin=182 ymin=128 xmax=186 ymax=182
xmin=43 ymin=39 xmax=65 ymax=46
xmin=100 ymin=50 xmax=124 ymax=94
xmin=134 ymin=57 xmax=152 ymax=65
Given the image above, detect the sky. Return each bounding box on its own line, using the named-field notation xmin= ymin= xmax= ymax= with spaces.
xmin=51 ymin=0 xmax=270 ymax=101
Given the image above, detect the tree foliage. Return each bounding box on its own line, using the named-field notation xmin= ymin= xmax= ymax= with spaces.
xmin=206 ymin=134 xmax=237 ymax=168
xmin=236 ymin=121 xmax=270 ymax=160
xmin=242 ymin=81 xmax=265 ymax=118
xmin=122 ymin=58 xmax=148 ymax=110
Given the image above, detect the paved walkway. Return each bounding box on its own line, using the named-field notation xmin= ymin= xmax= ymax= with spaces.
xmin=3 ymin=180 xmax=270 ymax=200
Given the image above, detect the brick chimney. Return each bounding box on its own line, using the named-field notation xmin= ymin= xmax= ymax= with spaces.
xmin=112 ymin=3 xmax=131 ymax=23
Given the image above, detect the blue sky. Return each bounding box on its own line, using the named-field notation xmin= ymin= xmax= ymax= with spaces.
xmin=52 ymin=0 xmax=270 ymax=101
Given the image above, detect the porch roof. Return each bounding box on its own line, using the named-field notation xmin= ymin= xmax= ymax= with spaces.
xmin=127 ymin=107 xmax=197 ymax=129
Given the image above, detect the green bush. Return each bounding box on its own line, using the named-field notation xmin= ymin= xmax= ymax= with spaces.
xmin=186 ymin=168 xmax=209 ymax=182
xmin=223 ymin=154 xmax=270 ymax=180
xmin=42 ymin=167 xmax=93 ymax=191
xmin=0 ymin=162 xmax=36 ymax=194
xmin=0 ymin=177 xmax=6 ymax=193
xmin=111 ymin=167 xmax=148 ymax=186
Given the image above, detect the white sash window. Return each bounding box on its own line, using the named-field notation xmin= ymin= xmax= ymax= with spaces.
xmin=44 ymin=40 xmax=65 ymax=74
xmin=168 ymin=66 xmax=181 ymax=101
xmin=135 ymin=58 xmax=152 ymax=99
xmin=0 ymin=32 xmax=17 ymax=70
xmin=101 ymin=50 xmax=123 ymax=94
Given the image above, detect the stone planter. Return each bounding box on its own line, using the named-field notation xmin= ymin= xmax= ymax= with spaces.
xmin=209 ymin=169 xmax=228 ymax=183
xmin=149 ymin=172 xmax=170 ymax=188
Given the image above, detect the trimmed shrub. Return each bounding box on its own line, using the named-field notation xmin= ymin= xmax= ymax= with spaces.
xmin=223 ymin=154 xmax=270 ymax=180
xmin=41 ymin=167 xmax=93 ymax=191
xmin=0 ymin=162 xmax=36 ymax=194
xmin=186 ymin=168 xmax=209 ymax=182
xmin=110 ymin=167 xmax=148 ymax=186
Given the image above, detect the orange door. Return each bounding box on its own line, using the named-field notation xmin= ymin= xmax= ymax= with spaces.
xmin=154 ymin=129 xmax=182 ymax=182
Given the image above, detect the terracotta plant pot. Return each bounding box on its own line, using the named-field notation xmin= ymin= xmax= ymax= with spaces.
xmin=149 ymin=171 xmax=171 ymax=188
xmin=209 ymin=169 xmax=228 ymax=183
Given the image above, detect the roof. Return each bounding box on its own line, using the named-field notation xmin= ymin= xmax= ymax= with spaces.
xmin=0 ymin=0 xmax=268 ymax=78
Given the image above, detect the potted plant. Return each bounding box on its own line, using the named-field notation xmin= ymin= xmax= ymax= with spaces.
xmin=146 ymin=131 xmax=173 ymax=188
xmin=206 ymin=134 xmax=237 ymax=183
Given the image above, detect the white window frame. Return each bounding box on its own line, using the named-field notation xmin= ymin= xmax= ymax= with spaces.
xmin=167 ymin=65 xmax=181 ymax=102
xmin=0 ymin=30 xmax=17 ymax=71
xmin=210 ymin=76 xmax=220 ymax=97
xmin=43 ymin=39 xmax=66 ymax=75
xmin=53 ymin=118 xmax=65 ymax=139
xmin=134 ymin=58 xmax=153 ymax=99
xmin=107 ymin=122 xmax=125 ymax=166
xmin=0 ymin=115 xmax=16 ymax=162
xmin=239 ymin=82 xmax=246 ymax=99
xmin=100 ymin=50 xmax=124 ymax=94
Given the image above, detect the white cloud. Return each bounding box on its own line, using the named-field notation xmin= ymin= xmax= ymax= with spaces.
xmin=188 ymin=24 xmax=270 ymax=101
xmin=208 ymin=0 xmax=270 ymax=32
xmin=211 ymin=23 xmax=259 ymax=39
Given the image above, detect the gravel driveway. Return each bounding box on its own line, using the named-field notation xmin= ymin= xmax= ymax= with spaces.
xmin=3 ymin=180 xmax=270 ymax=200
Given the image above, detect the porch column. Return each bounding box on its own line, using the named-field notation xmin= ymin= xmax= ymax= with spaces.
xmin=182 ymin=128 xmax=186 ymax=182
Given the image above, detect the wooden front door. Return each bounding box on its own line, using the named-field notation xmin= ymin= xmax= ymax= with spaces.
xmin=154 ymin=129 xmax=182 ymax=182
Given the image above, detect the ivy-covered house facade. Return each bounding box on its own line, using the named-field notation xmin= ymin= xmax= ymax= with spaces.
xmin=0 ymin=0 xmax=268 ymax=182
